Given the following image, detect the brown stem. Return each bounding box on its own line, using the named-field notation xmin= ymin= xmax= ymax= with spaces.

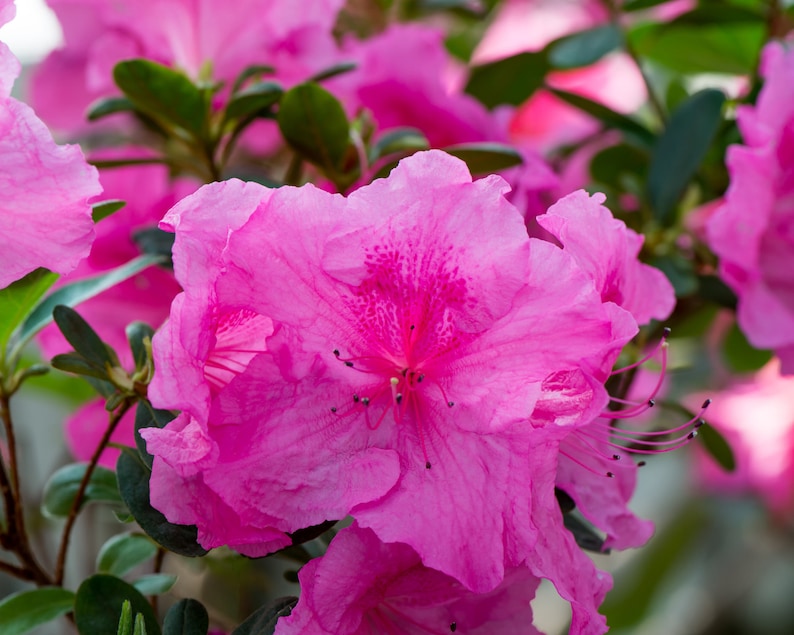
xmin=150 ymin=548 xmax=166 ymax=614
xmin=54 ymin=399 xmax=134 ymax=585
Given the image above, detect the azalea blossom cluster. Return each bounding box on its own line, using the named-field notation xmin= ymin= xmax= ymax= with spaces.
xmin=2 ymin=0 xmax=794 ymax=634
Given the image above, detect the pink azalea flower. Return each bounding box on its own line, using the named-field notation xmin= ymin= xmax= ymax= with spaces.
xmin=706 ymin=42 xmax=794 ymax=374
xmin=694 ymin=358 xmax=794 ymax=517
xmin=143 ymin=151 xmax=635 ymax=592
xmin=274 ymin=524 xmax=542 ymax=635
xmin=65 ymin=399 xmax=136 ymax=468
xmin=0 ymin=4 xmax=100 ymax=289
xmin=30 ymin=0 xmax=345 ymax=134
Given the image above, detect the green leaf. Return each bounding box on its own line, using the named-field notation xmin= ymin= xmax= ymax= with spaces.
xmin=16 ymin=255 xmax=165 ymax=355
xmin=647 ymin=89 xmax=725 ymax=225
xmin=132 ymin=228 xmax=175 ymax=261
xmin=547 ymin=24 xmax=622 ymax=69
xmin=699 ymin=422 xmax=736 ymax=472
xmin=369 ymin=127 xmax=429 ymax=162
xmin=133 ymin=614 xmax=149 ymax=635
xmin=134 ymin=401 xmax=177 ymax=468
xmin=132 ymin=574 xmax=178 ymax=596
xmin=42 ymin=463 xmax=124 ymax=518
xmin=116 ymin=451 xmax=208 ymax=557
xmin=231 ymin=597 xmax=299 ymax=635
xmin=465 ymin=51 xmax=549 ymax=109
xmin=224 ymin=81 xmax=284 ymax=122
xmin=53 ymin=305 xmax=115 ymax=369
xmin=75 ymin=574 xmax=160 ymax=635
xmin=92 ymin=200 xmax=127 ymax=223
xmin=0 ymin=268 xmax=58 ymax=357
xmin=163 ymin=599 xmax=209 ymax=635
xmin=277 ymin=82 xmax=351 ymax=173
xmin=97 ymin=533 xmax=158 ymax=577
xmin=722 ymin=321 xmax=773 ymax=374
xmin=86 ymin=97 xmax=136 ymax=122
xmin=589 ymin=143 xmax=649 ymax=189
xmin=231 ymin=64 xmax=275 ymax=94
xmin=306 ymin=61 xmax=357 ymax=83
xmin=113 ymin=60 xmax=208 ymax=139
xmin=697 ymin=274 xmax=737 ymax=309
xmin=127 ymin=322 xmax=155 ymax=374
xmin=649 ymin=254 xmax=698 ymax=297
xmin=442 ymin=143 xmax=522 ymax=175
xmin=50 ymin=352 xmax=109 ymax=381
xmin=0 ymin=587 xmax=75 ymax=635
xmin=563 ymin=514 xmax=608 ymax=554
xmin=547 ymin=88 xmax=656 ymax=147
xmin=117 ymin=600 xmax=133 ymax=635
xmin=622 ymin=0 xmax=673 ymax=10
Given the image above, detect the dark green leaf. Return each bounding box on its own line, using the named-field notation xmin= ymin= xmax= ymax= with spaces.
xmin=116 ymin=451 xmax=208 ymax=557
xmin=697 ymin=274 xmax=737 ymax=309
xmin=134 ymin=401 xmax=177 ymax=468
xmin=127 ymin=322 xmax=155 ymax=374
xmin=465 ymin=51 xmax=548 ymax=109
xmin=42 ymin=463 xmax=124 ymax=518
xmin=555 ymin=487 xmax=576 ymax=514
xmin=287 ymin=520 xmax=337 ymax=546
xmin=548 ymin=88 xmax=656 ymax=146
xmin=277 ymin=83 xmax=351 ymax=173
xmin=671 ymin=5 xmax=765 ymax=24
xmin=547 ymin=25 xmax=622 ymax=69
xmin=97 ymin=533 xmax=158 ymax=577
xmin=442 ymin=143 xmax=522 ymax=175
xmin=132 ymin=574 xmax=177 ymax=596
xmin=75 ymin=574 xmax=160 ymax=635
xmin=306 ymin=61 xmax=357 ymax=83
xmin=16 ymin=255 xmax=165 ymax=354
xmin=698 ymin=422 xmax=736 ymax=472
xmin=369 ymin=127 xmax=429 ymax=162
xmin=231 ymin=597 xmax=298 ymax=635
xmin=0 ymin=268 xmax=58 ymax=356
xmin=225 ymin=82 xmax=284 ymax=122
xmin=563 ymin=514 xmax=608 ymax=554
xmin=163 ymin=599 xmax=209 ymax=635
xmin=51 ymin=352 xmax=109 ymax=380
xmin=722 ymin=321 xmax=773 ymax=373
xmin=232 ymin=65 xmax=275 ymax=94
xmin=113 ymin=60 xmax=208 ymax=139
xmin=86 ymin=97 xmax=135 ymax=122
xmin=53 ymin=305 xmax=116 ymax=369
xmin=622 ymin=0 xmax=673 ymax=10
xmin=92 ymin=200 xmax=127 ymax=223
xmin=590 ymin=143 xmax=649 ymax=189
xmin=647 ymin=89 xmax=725 ymax=225
xmin=649 ymin=254 xmax=698 ymax=297
xmin=132 ymin=228 xmax=175 ymax=261
xmin=0 ymin=587 xmax=75 ymax=635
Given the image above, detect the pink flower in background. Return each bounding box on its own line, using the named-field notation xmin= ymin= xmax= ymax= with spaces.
xmin=695 ymin=359 xmax=794 ymax=517
xmin=706 ymin=42 xmax=794 ymax=374
xmin=275 ymin=524 xmax=541 ymax=635
xmin=0 ymin=1 xmax=100 ymax=289
xmin=65 ymin=400 xmax=136 ymax=468
xmin=30 ymin=0 xmax=345 ymax=134
xmin=144 ymin=151 xmax=634 ymax=592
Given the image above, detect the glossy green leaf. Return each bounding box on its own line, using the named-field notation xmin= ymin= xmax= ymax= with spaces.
xmin=647 ymin=89 xmax=725 ymax=225
xmin=722 ymin=321 xmax=773 ymax=374
xmin=0 ymin=587 xmax=75 ymax=635
xmin=699 ymin=422 xmax=737 ymax=472
xmin=42 ymin=463 xmax=124 ymax=518
xmin=547 ymin=24 xmax=621 ymax=69
xmin=306 ymin=61 xmax=357 ymax=83
xmin=132 ymin=574 xmax=178 ymax=596
xmin=163 ymin=599 xmax=209 ymax=635
xmin=132 ymin=228 xmax=175 ymax=261
xmin=224 ymin=81 xmax=284 ymax=122
xmin=92 ymin=200 xmax=127 ymax=223
xmin=231 ymin=64 xmax=275 ymax=94
xmin=369 ymin=127 xmax=429 ymax=162
xmin=86 ymin=96 xmax=135 ymax=122
xmin=53 ymin=305 xmax=116 ymax=369
xmin=116 ymin=450 xmax=208 ymax=557
xmin=75 ymin=574 xmax=160 ymax=635
xmin=113 ymin=60 xmax=208 ymax=139
xmin=231 ymin=597 xmax=299 ymax=635
xmin=97 ymin=533 xmax=158 ymax=577
xmin=465 ymin=51 xmax=548 ymax=109
xmin=16 ymin=255 xmax=164 ymax=355
xmin=0 ymin=268 xmax=58 ymax=357
xmin=547 ymin=88 xmax=656 ymax=147
xmin=50 ymin=352 xmax=109 ymax=381
xmin=277 ymin=82 xmax=350 ymax=174
xmin=442 ymin=143 xmax=522 ymax=175
xmin=134 ymin=401 xmax=177 ymax=468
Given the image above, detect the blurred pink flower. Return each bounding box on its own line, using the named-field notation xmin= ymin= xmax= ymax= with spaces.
xmin=30 ymin=0 xmax=345 ymax=134
xmin=694 ymin=359 xmax=794 ymax=516
xmin=65 ymin=399 xmax=136 ymax=468
xmin=0 ymin=2 xmax=100 ymax=289
xmin=706 ymin=42 xmax=794 ymax=374
xmin=143 ymin=151 xmax=634 ymax=592
xmin=274 ymin=524 xmax=542 ymax=635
